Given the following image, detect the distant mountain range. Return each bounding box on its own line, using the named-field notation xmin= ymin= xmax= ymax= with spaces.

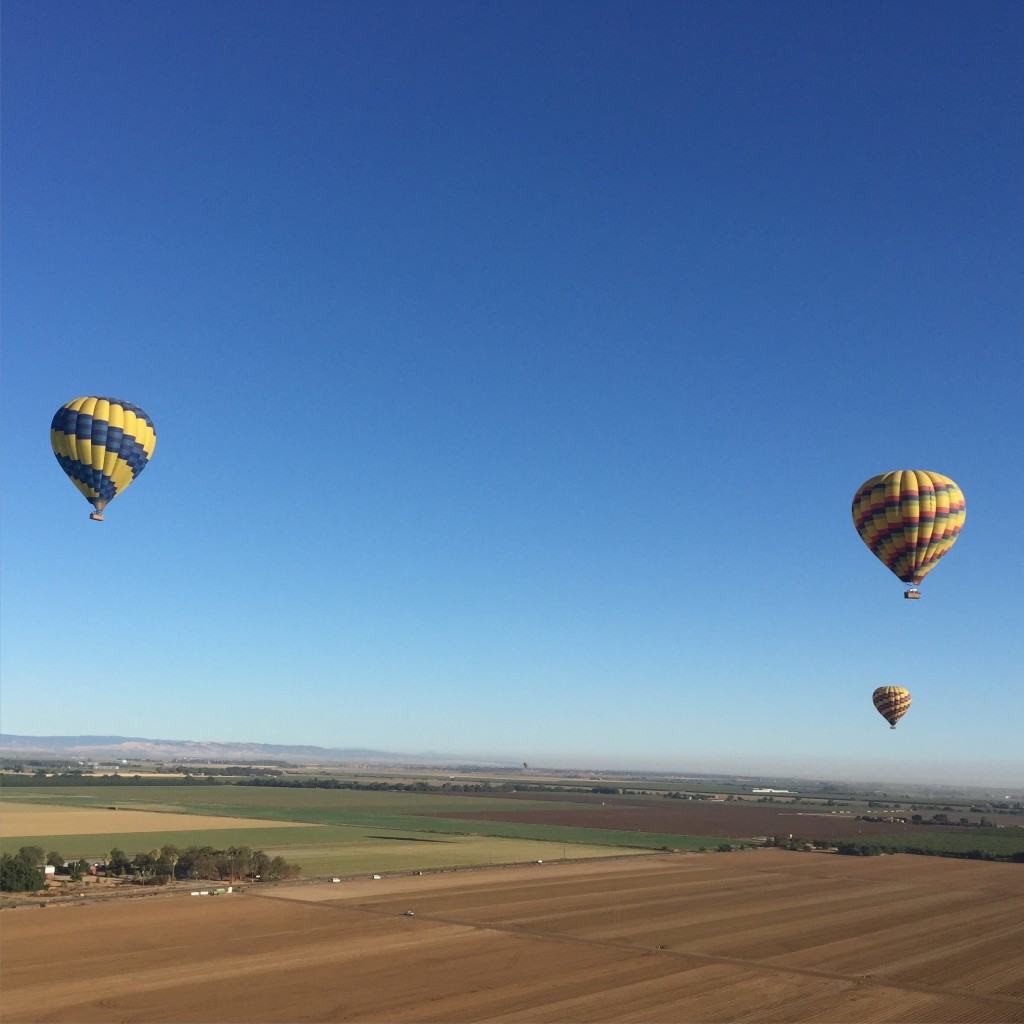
xmin=0 ymin=734 xmax=508 ymax=767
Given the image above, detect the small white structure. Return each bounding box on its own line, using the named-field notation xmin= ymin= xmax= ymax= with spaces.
xmin=43 ymin=865 xmax=56 ymax=877
xmin=372 ymin=874 xmax=382 ymax=880
xmin=331 ymin=877 xmax=341 ymax=883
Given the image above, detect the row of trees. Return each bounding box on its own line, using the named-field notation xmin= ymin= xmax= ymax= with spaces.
xmin=0 ymin=844 xmax=301 ymax=891
xmin=105 ymin=844 xmax=300 ymax=884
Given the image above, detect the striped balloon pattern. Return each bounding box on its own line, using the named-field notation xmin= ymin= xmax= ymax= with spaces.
xmin=852 ymin=470 xmax=966 ymax=588
xmin=50 ymin=397 xmax=156 ymax=519
xmin=873 ymin=686 xmax=912 ymax=729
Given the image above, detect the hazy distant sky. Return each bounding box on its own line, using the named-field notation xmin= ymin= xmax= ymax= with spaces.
xmin=2 ymin=1 xmax=1022 ymax=787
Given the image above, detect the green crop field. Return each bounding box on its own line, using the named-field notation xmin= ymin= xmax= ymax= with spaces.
xmin=857 ymin=829 xmax=1024 ymax=857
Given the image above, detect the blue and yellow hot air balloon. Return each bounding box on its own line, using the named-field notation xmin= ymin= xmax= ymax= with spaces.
xmin=50 ymin=397 xmax=156 ymax=521
xmin=852 ymin=470 xmax=965 ymax=599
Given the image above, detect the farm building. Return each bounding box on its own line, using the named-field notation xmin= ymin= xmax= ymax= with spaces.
xmin=58 ymin=859 xmax=107 ymax=875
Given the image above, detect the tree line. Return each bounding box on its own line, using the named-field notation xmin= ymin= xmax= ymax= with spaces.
xmin=104 ymin=844 xmax=301 ymax=884
xmin=0 ymin=844 xmax=301 ymax=891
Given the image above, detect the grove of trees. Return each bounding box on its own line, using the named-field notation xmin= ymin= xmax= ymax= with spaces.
xmin=0 ymin=847 xmax=47 ymax=891
xmin=104 ymin=844 xmax=300 ymax=885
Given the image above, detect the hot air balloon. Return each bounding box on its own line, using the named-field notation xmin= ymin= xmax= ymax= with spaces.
xmin=873 ymin=686 xmax=911 ymax=729
xmin=852 ymin=470 xmax=965 ymax=598
xmin=50 ymin=397 xmax=156 ymax=521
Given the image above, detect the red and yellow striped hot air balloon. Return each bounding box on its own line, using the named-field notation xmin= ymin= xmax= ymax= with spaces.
xmin=873 ymin=686 xmax=911 ymax=729
xmin=852 ymin=470 xmax=966 ymax=599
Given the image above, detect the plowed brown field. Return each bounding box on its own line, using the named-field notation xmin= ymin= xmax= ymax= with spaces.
xmin=3 ymin=851 xmax=1023 ymax=1023
xmin=425 ymin=800 xmax=983 ymax=840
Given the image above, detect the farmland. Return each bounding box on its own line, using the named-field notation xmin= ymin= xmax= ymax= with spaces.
xmin=422 ymin=797 xmax=1020 ymax=841
xmin=0 ymin=788 xmax=652 ymax=879
xmin=0 ymin=801 xmax=304 ymax=838
xmin=4 ymin=782 xmax=1022 ymax=859
xmin=0 ymin=786 xmax=730 ymax=852
xmin=3 ymin=851 xmax=1023 ymax=1023
xmin=1 ymin=821 xmax=645 ymax=878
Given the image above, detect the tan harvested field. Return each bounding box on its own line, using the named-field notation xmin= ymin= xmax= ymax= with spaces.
xmin=4 ymin=852 xmax=1024 ymax=1023
xmin=0 ymin=801 xmax=303 ymax=837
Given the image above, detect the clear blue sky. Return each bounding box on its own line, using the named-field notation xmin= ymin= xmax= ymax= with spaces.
xmin=3 ymin=1 xmax=1021 ymax=786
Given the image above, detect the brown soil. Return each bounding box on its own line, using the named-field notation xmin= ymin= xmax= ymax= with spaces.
xmin=421 ymin=800 xmax=1002 ymax=840
xmin=3 ymin=851 xmax=1023 ymax=1023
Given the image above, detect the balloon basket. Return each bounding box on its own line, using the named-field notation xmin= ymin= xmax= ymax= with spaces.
xmin=89 ymin=512 xmax=104 ymax=522
xmin=903 ymin=589 xmax=921 ymax=600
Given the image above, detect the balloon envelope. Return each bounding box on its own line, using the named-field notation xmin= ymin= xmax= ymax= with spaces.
xmin=873 ymin=686 xmax=912 ymax=729
xmin=852 ymin=470 xmax=965 ymax=590
xmin=50 ymin=397 xmax=156 ymax=518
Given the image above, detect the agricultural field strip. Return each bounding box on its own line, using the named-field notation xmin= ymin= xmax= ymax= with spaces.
xmin=655 ymin=894 xmax=1024 ymax=969
xmin=0 ymin=786 xmax=761 ymax=835
xmin=392 ymin=953 xmax=854 ymax=1024
xmin=365 ymin=863 xmax=910 ymax=911
xmin=0 ymin=788 xmax=585 ymax=816
xmin=324 ymin=858 xmax=1024 ymax=998
xmin=0 ymin=918 xmax=488 ymax=1018
xmin=0 ymin=802 xmax=308 ymax=838
xmin=413 ymin=882 xmax=942 ymax=940
xmin=5 ymin=855 xmax=1021 ymax=1024
xmin=348 ymin=876 xmax=1010 ymax=962
xmin=6 ymin=786 xmax=1021 ymax=855
xmin=251 ymin=889 xmax=1024 ymax=1011
xmin=479 ymin=963 xmax=873 ymax=1024
xmin=335 ymin=873 xmax=886 ymax=930
xmin=1 ymin=793 xmax=726 ymax=850
xmin=430 ymin=806 xmax=1024 ymax=845
xmin=766 ymin=905 xmax=1024 ymax=980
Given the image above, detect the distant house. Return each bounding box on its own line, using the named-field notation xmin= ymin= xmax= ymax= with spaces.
xmin=751 ymin=788 xmax=792 ymax=795
xmin=43 ymin=865 xmax=56 ymax=877
xmin=59 ymin=859 xmax=106 ymax=875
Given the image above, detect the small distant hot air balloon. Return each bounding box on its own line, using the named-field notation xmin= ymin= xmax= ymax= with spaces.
xmin=852 ymin=470 xmax=965 ymax=598
xmin=50 ymin=397 xmax=156 ymax=521
xmin=873 ymin=686 xmax=911 ymax=729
